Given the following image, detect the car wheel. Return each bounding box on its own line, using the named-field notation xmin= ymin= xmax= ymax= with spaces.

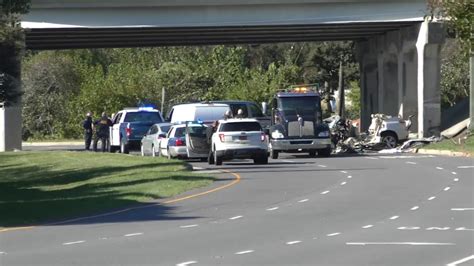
xmin=120 ymin=140 xmax=129 ymax=154
xmin=254 ymin=156 xmax=268 ymax=165
xmin=214 ymin=151 xmax=222 ymax=166
xmin=318 ymin=147 xmax=332 ymax=157
xmin=270 ymin=148 xmax=279 ymax=159
xmin=381 ymin=133 xmax=398 ymax=149
xmin=141 ymin=144 xmax=145 ymax=157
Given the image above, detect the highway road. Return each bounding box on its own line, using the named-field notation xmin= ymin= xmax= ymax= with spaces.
xmin=1 ymin=149 xmax=473 ymax=266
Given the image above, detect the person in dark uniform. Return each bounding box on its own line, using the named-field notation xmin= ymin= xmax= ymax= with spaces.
xmin=82 ymin=112 xmax=93 ymax=150
xmin=93 ymin=112 xmax=113 ymax=152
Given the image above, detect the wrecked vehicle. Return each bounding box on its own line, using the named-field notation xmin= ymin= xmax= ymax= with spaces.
xmin=366 ymin=113 xmax=414 ymax=148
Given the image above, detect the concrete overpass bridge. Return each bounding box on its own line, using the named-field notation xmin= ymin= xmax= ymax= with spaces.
xmin=1 ymin=0 xmax=445 ymax=151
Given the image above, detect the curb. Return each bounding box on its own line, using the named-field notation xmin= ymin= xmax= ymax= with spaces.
xmin=22 ymin=142 xmax=83 ymax=147
xmin=415 ymin=148 xmax=472 ymax=157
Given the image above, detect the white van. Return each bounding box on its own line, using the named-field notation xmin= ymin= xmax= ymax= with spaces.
xmin=167 ymin=103 xmax=230 ymax=124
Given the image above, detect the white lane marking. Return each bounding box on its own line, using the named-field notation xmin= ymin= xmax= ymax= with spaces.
xmin=366 ymin=157 xmax=379 ymax=160
xmin=327 ymin=232 xmax=341 ymax=236
xmin=389 ymin=216 xmax=400 ymax=220
xmin=286 ymin=240 xmax=302 ymax=245
xmin=318 ymin=165 xmax=327 ymax=168
xmin=436 ymin=167 xmax=444 ymax=170
xmin=340 ymin=171 xmax=348 ymax=174
xmin=63 ymin=240 xmax=85 ymax=246
xmin=446 ymin=255 xmax=474 ymax=266
xmin=340 ymin=181 xmax=347 ymax=186
xmin=406 ymin=161 xmax=417 ymax=165
xmin=346 ymin=242 xmax=455 ymax=246
xmin=454 ymin=178 xmax=459 ymax=182
xmin=235 ymin=250 xmax=254 ymax=255
xmin=444 ymin=187 xmax=451 ymax=191
xmin=457 ymin=166 xmax=474 ymax=169
xmin=397 ymin=226 xmax=420 ymax=230
xmin=180 ymin=224 xmax=199 ymax=228
xmin=298 ymin=199 xmax=309 ymax=203
xmin=0 ymin=251 xmax=6 ymax=255
xmin=176 ymin=261 xmax=198 ymax=266
xmin=282 ymin=160 xmax=295 ymax=163
xmin=266 ymin=207 xmax=279 ymax=211
xmin=124 ymin=233 xmax=143 ymax=237
xmin=411 ymin=206 xmax=420 ymax=211
xmin=379 ymin=155 xmax=435 ymax=159
xmin=347 ymin=175 xmax=352 ymax=179
xmin=428 ymin=196 xmax=436 ymax=201
xmin=451 ymin=171 xmax=457 ymax=175
xmin=451 ymin=208 xmax=474 ymax=211
xmin=229 ymin=215 xmax=243 ymax=220
xmin=321 ymin=191 xmax=330 ymax=195
xmin=426 ymin=227 xmax=450 ymax=231
xmin=455 ymin=227 xmax=474 ymax=231
xmin=362 ymin=225 xmax=374 ymax=229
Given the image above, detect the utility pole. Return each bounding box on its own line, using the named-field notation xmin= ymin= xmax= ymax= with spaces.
xmin=161 ymin=87 xmax=166 ymax=114
xmin=470 ymin=55 xmax=473 ymax=130
xmin=337 ymin=60 xmax=345 ymax=117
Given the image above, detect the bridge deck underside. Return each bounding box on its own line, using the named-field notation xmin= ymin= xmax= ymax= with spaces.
xmin=25 ymin=22 xmax=417 ymax=50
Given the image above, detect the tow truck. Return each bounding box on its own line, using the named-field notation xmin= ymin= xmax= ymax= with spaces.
xmin=266 ymin=85 xmax=332 ymax=159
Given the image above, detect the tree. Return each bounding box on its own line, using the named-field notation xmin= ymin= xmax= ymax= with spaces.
xmin=0 ymin=0 xmax=30 ymax=105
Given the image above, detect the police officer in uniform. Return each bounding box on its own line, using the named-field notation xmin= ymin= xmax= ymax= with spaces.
xmin=82 ymin=112 xmax=93 ymax=150
xmin=93 ymin=112 xmax=113 ymax=152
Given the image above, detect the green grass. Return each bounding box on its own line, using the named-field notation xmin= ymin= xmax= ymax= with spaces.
xmin=425 ymin=133 xmax=474 ymax=156
xmin=0 ymin=151 xmax=214 ymax=227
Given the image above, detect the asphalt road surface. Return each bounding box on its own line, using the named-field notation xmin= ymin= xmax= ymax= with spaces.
xmin=2 ymin=147 xmax=473 ymax=266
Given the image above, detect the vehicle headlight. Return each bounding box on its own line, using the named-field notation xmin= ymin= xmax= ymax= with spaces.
xmin=271 ymin=130 xmax=285 ymax=139
xmin=318 ymin=131 xmax=330 ymax=137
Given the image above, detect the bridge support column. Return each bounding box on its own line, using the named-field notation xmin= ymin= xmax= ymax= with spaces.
xmin=357 ymin=21 xmax=444 ymax=136
xmin=0 ymin=43 xmax=23 ymax=152
xmin=416 ymin=21 xmax=445 ymax=137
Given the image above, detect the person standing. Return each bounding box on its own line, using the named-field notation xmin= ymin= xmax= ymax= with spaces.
xmin=93 ymin=112 xmax=113 ymax=152
xmin=83 ymin=112 xmax=93 ymax=150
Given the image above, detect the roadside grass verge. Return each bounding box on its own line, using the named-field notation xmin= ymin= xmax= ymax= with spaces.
xmin=425 ymin=133 xmax=474 ymax=156
xmin=0 ymin=151 xmax=214 ymax=227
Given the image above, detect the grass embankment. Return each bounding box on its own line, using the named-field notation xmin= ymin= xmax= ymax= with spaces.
xmin=425 ymin=134 xmax=474 ymax=156
xmin=0 ymin=151 xmax=214 ymax=227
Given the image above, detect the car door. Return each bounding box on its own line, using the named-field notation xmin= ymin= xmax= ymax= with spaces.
xmin=185 ymin=123 xmax=210 ymax=158
xmin=160 ymin=127 xmax=174 ymax=156
xmin=110 ymin=112 xmax=123 ymax=146
xmin=144 ymin=125 xmax=157 ymax=154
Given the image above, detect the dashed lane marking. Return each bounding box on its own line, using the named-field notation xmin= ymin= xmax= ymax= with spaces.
xmin=318 ymin=165 xmax=327 ymax=168
xmin=180 ymin=224 xmax=199 ymax=228
xmin=451 ymin=172 xmax=457 ymax=175
xmin=0 ymin=251 xmax=6 ymax=255
xmin=411 ymin=206 xmax=420 ymax=211
xmin=436 ymin=167 xmax=444 ymax=170
xmin=444 ymin=187 xmax=451 ymax=191
xmin=340 ymin=171 xmax=348 ymax=174
xmin=451 ymin=208 xmax=474 ymax=211
xmin=389 ymin=216 xmax=400 ymax=220
xmin=428 ymin=196 xmax=436 ymax=201
xmin=406 ymin=161 xmax=417 ymax=165
xmin=235 ymin=250 xmax=254 ymax=255
xmin=347 ymin=175 xmax=352 ymax=179
xmin=446 ymin=255 xmax=474 ymax=266
xmin=327 ymin=232 xmax=341 ymax=236
xmin=340 ymin=182 xmax=347 ymax=186
xmin=229 ymin=216 xmax=243 ymax=220
xmin=266 ymin=207 xmax=279 ymax=211
xmin=362 ymin=225 xmax=374 ymax=229
xmin=366 ymin=157 xmax=379 ymax=160
xmin=124 ymin=233 xmax=143 ymax=237
xmin=176 ymin=261 xmax=198 ymax=266
xmin=454 ymin=178 xmax=459 ymax=182
xmin=298 ymin=199 xmax=309 ymax=203
xmin=457 ymin=166 xmax=474 ymax=169
xmin=321 ymin=191 xmax=330 ymax=195
xmin=347 ymin=242 xmax=455 ymax=246
xmin=286 ymin=241 xmax=302 ymax=245
xmin=455 ymin=227 xmax=474 ymax=231
xmin=63 ymin=240 xmax=85 ymax=246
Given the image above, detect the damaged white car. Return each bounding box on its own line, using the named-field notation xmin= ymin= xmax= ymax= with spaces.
xmin=367 ymin=114 xmax=414 ymax=148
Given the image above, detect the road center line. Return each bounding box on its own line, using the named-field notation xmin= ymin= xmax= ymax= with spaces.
xmin=63 ymin=240 xmax=85 ymax=246
xmin=346 ymin=242 xmax=455 ymax=246
xmin=298 ymin=199 xmax=309 ymax=203
xmin=180 ymin=224 xmax=199 ymax=228
xmin=446 ymin=255 xmax=474 ymax=266
xmin=321 ymin=191 xmax=330 ymax=195
xmin=229 ymin=216 xmax=243 ymax=220
xmin=286 ymin=240 xmax=302 ymax=245
xmin=267 ymin=207 xmax=279 ymax=211
xmin=235 ymin=250 xmax=254 ymax=255
xmin=124 ymin=233 xmax=143 ymax=237
xmin=176 ymin=261 xmax=198 ymax=266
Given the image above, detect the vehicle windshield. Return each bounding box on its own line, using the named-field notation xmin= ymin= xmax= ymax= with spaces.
xmin=220 ymin=122 xmax=262 ymax=132
xmin=174 ymin=127 xmax=186 ymax=138
xmin=277 ymin=96 xmax=322 ymax=122
xmin=124 ymin=111 xmax=163 ymax=123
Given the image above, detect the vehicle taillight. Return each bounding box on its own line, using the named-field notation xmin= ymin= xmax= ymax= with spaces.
xmin=219 ymin=134 xmax=225 ymax=142
xmin=126 ymin=127 xmax=132 ymax=137
xmin=175 ymin=138 xmax=185 ymax=146
xmin=261 ymin=132 xmax=266 ymax=142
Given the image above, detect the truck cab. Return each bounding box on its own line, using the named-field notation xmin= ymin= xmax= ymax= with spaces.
xmin=268 ymin=86 xmax=332 ymax=159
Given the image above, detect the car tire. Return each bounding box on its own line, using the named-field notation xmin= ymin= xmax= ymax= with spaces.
xmin=214 ymin=151 xmax=222 ymax=166
xmin=270 ymin=148 xmax=279 ymax=159
xmin=208 ymin=151 xmax=215 ymax=165
xmin=381 ymin=133 xmax=398 ymax=149
xmin=141 ymin=144 xmax=145 ymax=157
xmin=254 ymin=156 xmax=268 ymax=165
xmin=309 ymin=151 xmax=317 ymax=157
xmin=120 ymin=140 xmax=129 ymax=154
